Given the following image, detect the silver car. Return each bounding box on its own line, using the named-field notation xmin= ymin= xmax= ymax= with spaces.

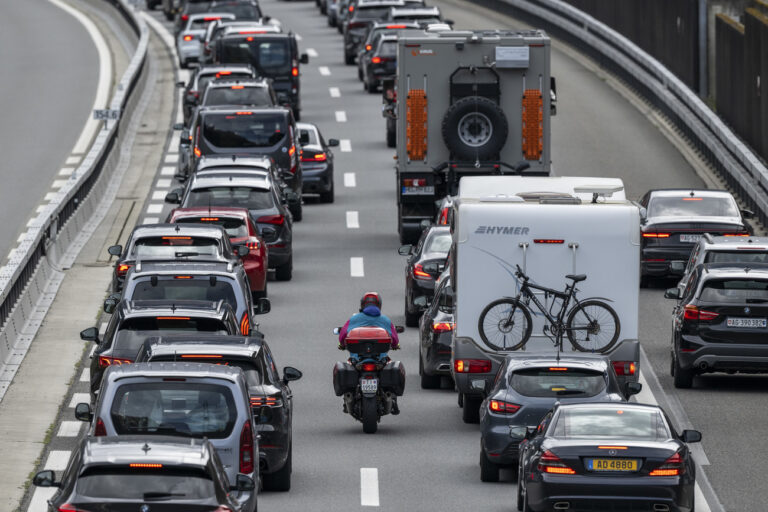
xmin=177 ymin=12 xmax=236 ymax=68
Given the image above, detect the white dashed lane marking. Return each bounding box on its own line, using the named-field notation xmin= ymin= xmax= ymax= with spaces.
xmin=307 ymin=48 xmax=318 ymax=57
xmin=29 ymin=488 xmax=57 ymax=512
xmin=164 ymin=154 xmax=179 ymax=164
xmin=44 ymin=451 xmax=72 ymax=471
xmin=360 ymin=468 xmax=380 ymax=506
xmin=59 ymin=167 xmax=75 ymax=176
xmin=346 ymin=211 xmax=359 ymax=229
xmin=151 ymin=190 xmax=169 ymax=201
xmin=69 ymin=393 xmax=90 ymax=408
xmin=58 ymin=421 xmax=83 ymax=437
xmin=350 ymin=257 xmax=365 ymax=277
xmin=344 ymin=173 xmax=356 ymax=187
xmin=52 ymin=180 xmax=68 ymax=188
xmin=329 ymin=87 xmax=340 ymax=98
xmin=146 ymin=204 xmax=163 ymax=214
xmin=160 ymin=166 xmax=175 ymax=176
xmin=44 ymin=192 xmax=58 ymax=201
xmin=156 ymin=178 xmax=171 ymax=187
xmin=143 ymin=217 xmax=160 ymax=224
xmin=340 ymin=139 xmax=352 ymax=152
xmin=80 ymin=368 xmax=90 ymax=382
xmin=65 ymin=156 xmax=81 ymax=165
xmin=319 ymin=66 xmax=331 ymax=76
xmin=335 ymin=111 xmax=347 ymax=122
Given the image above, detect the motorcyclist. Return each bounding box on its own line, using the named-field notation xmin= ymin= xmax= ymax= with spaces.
xmin=338 ymin=292 xmax=400 ymax=351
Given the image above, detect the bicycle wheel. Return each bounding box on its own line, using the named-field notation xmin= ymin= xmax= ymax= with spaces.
xmin=566 ymin=300 xmax=620 ymax=353
xmin=478 ymin=298 xmax=532 ymax=351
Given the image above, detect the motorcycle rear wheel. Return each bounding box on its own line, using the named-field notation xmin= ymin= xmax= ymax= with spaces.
xmin=361 ymin=396 xmax=378 ymax=434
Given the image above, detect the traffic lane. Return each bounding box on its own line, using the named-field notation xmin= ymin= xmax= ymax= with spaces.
xmin=0 ymin=0 xmax=99 ymax=261
xmin=640 ymin=284 xmax=768 ymax=512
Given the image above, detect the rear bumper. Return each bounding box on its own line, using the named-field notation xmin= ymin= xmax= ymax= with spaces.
xmin=302 ymin=167 xmax=332 ymax=193
xmin=422 ymin=337 xmax=452 ymax=376
xmin=641 ymin=247 xmax=692 ymax=277
xmin=482 ymin=425 xmax=520 ymax=465
xmin=679 ymin=337 xmax=768 ymax=372
xmin=267 ymin=244 xmax=291 ymax=268
xmin=243 ymin=256 xmax=267 ymax=292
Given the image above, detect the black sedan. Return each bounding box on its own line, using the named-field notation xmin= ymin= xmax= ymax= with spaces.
xmin=479 ymin=356 xmax=640 ymax=482
xmin=361 ymin=34 xmax=397 ymax=93
xmin=297 ymin=122 xmax=339 ymax=203
xmin=639 ymin=189 xmax=752 ymax=285
xmin=398 ymin=225 xmax=451 ymax=326
xmin=418 ymin=275 xmax=454 ymax=388
xmin=518 ymin=402 xmax=701 ymax=512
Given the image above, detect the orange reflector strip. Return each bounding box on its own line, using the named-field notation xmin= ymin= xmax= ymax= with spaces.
xmin=236 ymin=111 xmax=253 ymax=115
xmin=194 ymin=147 xmax=202 ymax=157
xmin=544 ymin=466 xmax=576 ymax=475
xmin=522 ymin=89 xmax=543 ymax=160
xmin=181 ymin=354 xmax=223 ymax=358
xmin=156 ymin=317 xmax=191 ymax=320
xmin=598 ymin=446 xmax=628 ymax=450
xmin=406 ymin=89 xmax=427 ymax=161
xmin=130 ymin=463 xmax=162 ymax=468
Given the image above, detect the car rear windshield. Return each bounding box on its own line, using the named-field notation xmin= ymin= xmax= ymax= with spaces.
xmin=219 ymin=39 xmax=291 ymax=76
xmin=204 ymin=86 xmax=273 ymax=107
xmin=425 ymin=232 xmax=451 ymax=254
xmin=130 ymin=278 xmax=238 ymax=313
xmin=77 ymin=467 xmax=215 ymax=499
xmin=510 ymin=368 xmax=606 ymax=398
xmin=187 ymin=186 xmax=275 ymax=210
xmin=648 ymin=196 xmax=739 ymax=218
xmin=211 ymin=3 xmax=261 ymax=18
xmin=110 ymin=382 xmax=237 ymax=438
xmin=121 ymin=317 xmax=229 ymax=333
xmin=299 ymin=128 xmax=318 ymax=146
xmin=153 ymin=357 xmax=262 ymax=386
xmin=356 ymin=7 xmax=391 ymax=19
xmin=699 ymin=279 xmax=768 ymax=303
xmin=197 ymin=72 xmax=252 ymax=92
xmin=552 ymin=407 xmax=670 ymax=440
xmin=377 ymin=40 xmax=397 ymax=57
xmin=202 ymin=112 xmax=287 ymax=148
xmin=176 ymin=216 xmax=249 ymax=238
xmin=130 ymin=236 xmax=221 ymax=260
xmin=189 ymin=17 xmax=225 ymax=29
xmin=704 ymin=250 xmax=768 ymax=265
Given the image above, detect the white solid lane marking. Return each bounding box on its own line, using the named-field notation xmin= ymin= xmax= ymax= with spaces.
xmin=156 ymin=178 xmax=172 ymax=188
xmin=340 ymin=139 xmax=352 ymax=152
xmin=69 ymin=393 xmax=90 ymax=408
xmin=344 ymin=173 xmax=356 ymax=187
xmin=346 ymin=211 xmax=359 ymax=229
xmin=52 ymin=180 xmax=69 ymax=188
xmin=45 ymin=451 xmax=72 ymax=471
xmin=319 ymin=66 xmax=331 ymax=76
xmin=147 ymin=204 xmax=163 ymax=214
xmin=80 ymin=368 xmax=90 ymax=382
xmin=151 ymin=190 xmax=169 ymax=201
xmin=335 ymin=111 xmax=347 ymax=122
xmin=59 ymin=167 xmax=75 ymax=176
xmin=330 ymin=87 xmax=341 ymax=98
xmin=29 ymin=488 xmax=57 ymax=512
xmin=165 ymin=154 xmax=179 ymax=164
xmin=143 ymin=217 xmax=160 ymax=225
xmin=307 ymin=48 xmax=318 ymax=57
xmin=58 ymin=421 xmax=83 ymax=437
xmin=65 ymin=156 xmax=80 ymax=165
xmin=350 ymin=257 xmax=365 ymax=277
xmin=48 ymin=0 xmax=111 ymax=155
xmin=160 ymin=166 xmax=175 ymax=176
xmin=360 ymin=468 xmax=380 ymax=506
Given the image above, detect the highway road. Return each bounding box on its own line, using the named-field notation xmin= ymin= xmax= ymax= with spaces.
xmin=14 ymin=0 xmax=768 ymax=510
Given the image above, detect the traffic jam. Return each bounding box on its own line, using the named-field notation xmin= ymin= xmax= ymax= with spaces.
xmin=24 ymin=0 xmax=768 ymax=511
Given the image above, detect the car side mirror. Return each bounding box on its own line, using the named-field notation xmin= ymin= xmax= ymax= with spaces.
xmin=741 ymin=208 xmax=755 ymax=219
xmin=80 ymin=327 xmax=99 ymax=342
xmin=74 ymin=402 xmax=93 ymax=422
xmin=444 ymin=18 xmax=455 ymax=25
xmin=103 ymin=294 xmax=120 ymax=314
xmin=664 ymin=288 xmax=681 ymax=300
xmin=422 ymin=262 xmax=440 ymax=276
xmin=32 ymin=470 xmax=60 ymax=488
xmin=108 ymin=245 xmax=122 ymax=257
xmin=681 ymin=429 xmax=702 ymax=443
xmin=173 ymin=122 xmax=184 ymax=131
xmin=395 ymin=325 xmax=405 ymax=333
xmin=333 ymin=327 xmax=341 ymax=335
xmin=327 ymin=138 xmax=340 ymax=147
xmin=525 ymin=425 xmax=538 ymax=439
xmin=419 ymin=219 xmax=432 ymax=231
xmin=234 ymin=245 xmax=250 ymax=258
xmin=165 ymin=189 xmax=183 ymax=204
xmin=624 ymin=382 xmax=642 ymax=396
xmin=176 ymin=81 xmax=186 ymax=88
xmin=179 ymin=131 xmax=190 ymax=145
xmin=263 ymin=15 xmax=272 ymax=22
xmin=284 ymin=191 xmax=300 ymax=204
xmin=398 ymin=244 xmax=413 ymax=256
xmin=413 ymin=296 xmax=430 ymax=308
xmin=260 ymin=226 xmax=277 ymax=241
xmin=254 ymin=298 xmax=271 ymax=315
xmin=283 ymin=366 xmax=303 ymax=382
xmin=234 ymin=474 xmax=256 ymax=491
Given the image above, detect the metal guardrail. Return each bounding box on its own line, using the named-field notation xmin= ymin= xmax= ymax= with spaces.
xmin=483 ymin=0 xmax=768 ymax=228
xmin=0 ymin=0 xmax=148 ymax=372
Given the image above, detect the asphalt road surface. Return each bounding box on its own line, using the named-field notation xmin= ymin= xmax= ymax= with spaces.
xmin=19 ymin=0 xmax=768 ymax=510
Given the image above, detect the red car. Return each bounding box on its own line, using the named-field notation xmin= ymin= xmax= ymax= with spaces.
xmin=168 ymin=207 xmax=268 ymax=298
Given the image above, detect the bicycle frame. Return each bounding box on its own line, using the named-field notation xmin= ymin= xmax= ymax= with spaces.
xmin=515 ymin=279 xmax=577 ymax=340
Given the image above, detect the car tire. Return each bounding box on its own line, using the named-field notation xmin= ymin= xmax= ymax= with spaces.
xmin=275 ymin=255 xmax=293 ymax=281
xmin=252 ymin=282 xmax=267 ymax=300
xmin=386 ymin=119 xmax=396 ymax=148
xmin=291 ymin=203 xmax=303 ymax=222
xmin=522 ymin=486 xmax=533 ymax=512
xmin=479 ymin=449 xmax=500 ymax=482
xmin=358 ymin=66 xmax=364 ymax=81
xmin=640 ymin=275 xmax=649 ymax=288
xmin=328 ymin=16 xmax=336 ymax=27
xmin=319 ymin=181 xmax=335 ymax=203
xmin=404 ymin=297 xmax=420 ymax=327
xmin=263 ymin=443 xmax=291 ymax=492
xmin=419 ymin=354 xmax=440 ymax=389
xmin=441 ymin=96 xmax=508 ymax=161
xmin=345 ymin=52 xmax=355 ymax=65
xmin=366 ymin=77 xmax=377 ymax=93
xmin=293 ymin=109 xmax=301 ymax=122
xmin=673 ymin=354 xmax=694 ymax=389
xmin=462 ymin=394 xmax=481 ymax=424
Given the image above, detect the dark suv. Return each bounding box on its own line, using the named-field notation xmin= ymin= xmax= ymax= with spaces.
xmin=398 ymin=225 xmax=451 ymax=326
xmin=360 ymin=33 xmax=397 ymax=92
xmin=178 ymin=64 xmax=258 ymax=125
xmin=343 ymin=0 xmax=402 ymax=64
xmin=136 ymin=334 xmax=302 ymax=491
xmin=666 ymin=263 xmax=768 ymax=388
xmin=200 ymin=78 xmax=277 ymax=109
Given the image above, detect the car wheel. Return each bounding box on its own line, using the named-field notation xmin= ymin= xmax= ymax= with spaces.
xmin=462 ymin=395 xmax=481 ymax=424
xmin=293 ymin=109 xmax=301 ymax=122
xmin=673 ymin=354 xmax=694 ymax=389
xmin=345 ymin=52 xmax=355 ymax=65
xmin=291 ymin=203 xmax=303 ymax=222
xmin=252 ymin=282 xmax=267 ymax=300
xmin=358 ymin=66 xmax=364 ymax=81
xmin=328 ymin=15 xmax=336 ymax=27
xmin=366 ymin=78 xmax=377 ymax=93
xmin=419 ymin=354 xmax=440 ymax=389
xmin=386 ymin=119 xmax=396 ymax=148
xmin=441 ymin=95 xmax=508 ymax=161
xmin=404 ymin=297 xmax=420 ymax=327
xmin=479 ymin=449 xmax=500 ymax=482
xmin=319 ymin=180 xmax=335 ymax=203
xmin=263 ymin=443 xmax=291 ymax=492
xmin=275 ymin=255 xmax=293 ymax=281
xmin=522 ymin=485 xmax=533 ymax=512
xmin=640 ymin=275 xmax=649 ymax=288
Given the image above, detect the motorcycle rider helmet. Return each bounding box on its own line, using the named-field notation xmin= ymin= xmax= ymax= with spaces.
xmin=360 ymin=292 xmax=382 ymax=311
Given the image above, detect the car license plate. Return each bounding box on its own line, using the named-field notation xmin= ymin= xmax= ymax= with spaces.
xmin=360 ymin=378 xmax=378 ymax=393
xmin=727 ymin=317 xmax=767 ymax=328
xmin=586 ymin=458 xmax=638 ymax=472
xmin=402 ymin=186 xmax=435 ymax=195
xmin=680 ymin=234 xmax=702 ymax=243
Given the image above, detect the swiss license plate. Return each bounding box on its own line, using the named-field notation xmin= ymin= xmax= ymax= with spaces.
xmin=402 ymin=186 xmax=435 ymax=195
xmin=360 ymin=378 xmax=378 ymax=393
xmin=586 ymin=458 xmax=638 ymax=472
xmin=680 ymin=234 xmax=702 ymax=243
xmin=727 ymin=317 xmax=767 ymax=328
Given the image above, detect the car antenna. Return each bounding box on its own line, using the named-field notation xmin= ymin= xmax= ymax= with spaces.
xmin=689 ymin=190 xmax=695 ymax=197
xmin=175 ymin=224 xmax=180 ymax=233
xmin=171 ymin=303 xmax=177 ymax=313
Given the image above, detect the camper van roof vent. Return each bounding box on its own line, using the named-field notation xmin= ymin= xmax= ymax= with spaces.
xmin=573 ymin=184 xmax=625 ymax=203
xmin=517 ymin=192 xmax=575 ymax=202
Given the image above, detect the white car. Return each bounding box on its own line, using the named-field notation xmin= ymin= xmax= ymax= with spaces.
xmin=177 ymin=12 xmax=235 ymax=68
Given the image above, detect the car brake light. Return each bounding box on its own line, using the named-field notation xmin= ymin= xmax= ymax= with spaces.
xmin=362 ymin=363 xmax=377 ymax=372
xmin=58 ymin=505 xmax=90 ymax=512
xmin=642 ymin=232 xmax=671 ymax=238
xmin=251 ymin=396 xmax=282 ymax=408
xmin=246 ymin=237 xmax=260 ymax=250
xmin=203 ymin=16 xmax=221 ymax=21
xmin=117 ymin=263 xmax=132 ymax=276
xmin=129 ymin=463 xmax=163 ymax=468
xmin=371 ymin=56 xmax=382 ymax=64
xmin=181 ymin=14 xmax=189 ymax=21
xmin=180 ymin=354 xmax=223 ymax=359
xmin=413 ymin=263 xmax=432 ymax=280
xmin=431 ymin=322 xmax=454 ymax=332
xmin=236 ymin=111 xmax=253 ymax=115
xmin=365 ymin=44 xmax=372 ymax=51
xmin=454 ymin=359 xmax=491 ymax=373
xmin=257 ymin=215 xmax=285 ymax=225
xmin=538 ymin=450 xmax=576 ymax=475
xmin=302 ymin=152 xmax=327 ymax=162
xmin=156 ymin=316 xmax=191 ymax=320
xmin=94 ymin=417 xmax=107 ymax=437
xmin=403 ymin=178 xmax=427 ymax=187
xmin=534 ymin=239 xmax=565 ymax=244
xmin=183 ymin=35 xmax=194 ymax=41
xmin=292 ymin=67 xmax=299 ymax=77
xmin=682 ymin=197 xmax=703 ymax=201
xmin=649 ymin=452 xmax=684 ymax=476
xmin=723 ymin=233 xmax=750 ymax=237
xmin=239 ymin=420 xmax=254 ymax=473
xmin=348 ymin=4 xmax=354 ymax=11
xmin=438 ymin=207 xmax=449 ymax=225
xmin=231 ymin=85 xmax=245 ymax=90
xmin=98 ymin=356 xmax=132 ymax=368
xmin=489 ymin=400 xmax=520 ymax=414
xmin=683 ymin=305 xmax=719 ymax=321
xmin=216 ymin=71 xmax=232 ymax=77
xmin=612 ymin=361 xmax=636 ymax=376
xmin=240 ymin=312 xmax=250 ymax=336
xmin=239 ymin=30 xmax=267 ymax=34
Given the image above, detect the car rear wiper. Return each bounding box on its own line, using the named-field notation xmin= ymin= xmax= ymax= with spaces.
xmin=555 ymin=389 xmax=585 ymax=396
xmin=175 ymin=251 xmax=201 ymax=257
xmin=143 ymin=492 xmax=186 ymax=501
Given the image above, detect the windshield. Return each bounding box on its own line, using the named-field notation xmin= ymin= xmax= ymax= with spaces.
xmin=187 ymin=186 xmax=275 ymax=211
xmin=197 ymin=72 xmax=252 ymax=92
xmin=129 ymin=278 xmax=239 ymax=312
xmin=552 ymin=407 xmax=671 ymax=440
xmin=212 ymin=4 xmax=261 ymax=18
xmin=648 ymin=196 xmax=739 ymax=218
xmin=130 ymin=236 xmax=221 ymax=260
xmin=699 ymin=279 xmax=768 ymax=303
xmin=705 ymin=251 xmax=768 ymax=265
xmin=110 ymin=382 xmax=237 ymax=438
xmin=510 ymin=368 xmax=606 ymax=398
xmin=120 ymin=317 xmax=229 ymax=333
xmin=77 ymin=467 xmax=215 ymax=500
xmin=219 ymin=39 xmax=291 ymax=76
xmin=204 ymin=85 xmax=273 ymax=107
xmin=425 ymin=232 xmax=451 ymax=254
xmin=176 ymin=217 xmax=249 ymax=238
xmin=202 ymin=112 xmax=287 ymax=148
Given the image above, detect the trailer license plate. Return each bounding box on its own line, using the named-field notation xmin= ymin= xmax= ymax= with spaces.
xmin=361 ymin=378 xmax=378 ymax=392
xmin=586 ymin=458 xmax=638 ymax=472
xmin=680 ymin=234 xmax=701 ymax=243
xmin=402 ymin=186 xmax=434 ymax=195
xmin=727 ymin=317 xmax=767 ymax=328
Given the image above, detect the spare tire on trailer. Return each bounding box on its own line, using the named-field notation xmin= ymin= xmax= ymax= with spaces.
xmin=441 ymin=96 xmax=508 ymax=161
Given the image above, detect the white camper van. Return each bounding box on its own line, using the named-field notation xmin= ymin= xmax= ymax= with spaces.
xmin=450 ymin=176 xmax=640 ymax=423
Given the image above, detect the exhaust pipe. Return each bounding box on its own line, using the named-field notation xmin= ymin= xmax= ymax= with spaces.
xmin=697 ymin=361 xmax=709 ymax=370
xmin=653 ymin=504 xmax=670 ymax=512
xmin=437 ymin=363 xmax=451 ymax=371
xmin=553 ymin=502 xmax=570 ymax=510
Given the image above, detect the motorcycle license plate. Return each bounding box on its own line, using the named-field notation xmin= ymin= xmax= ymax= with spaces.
xmin=727 ymin=317 xmax=767 ymax=328
xmin=361 ymin=378 xmax=378 ymax=393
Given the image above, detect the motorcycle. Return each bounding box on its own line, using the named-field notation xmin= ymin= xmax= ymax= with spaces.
xmin=332 ymin=326 xmax=406 ymax=434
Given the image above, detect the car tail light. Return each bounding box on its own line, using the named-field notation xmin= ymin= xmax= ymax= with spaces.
xmin=129 ymin=463 xmax=163 ymax=468
xmin=403 ymin=178 xmax=427 ymax=187
xmin=348 ymin=21 xmax=366 ymax=29
xmin=612 ymin=361 xmax=636 ymax=376
xmin=538 ymin=450 xmax=576 ymax=475
xmin=203 ymin=16 xmax=221 ymax=21
xmin=649 ymin=452 xmax=684 ymax=476
xmin=181 ymin=14 xmax=189 ymax=21
xmin=683 ymin=305 xmax=719 ymax=321
xmin=362 ymin=363 xmax=377 ymax=372
xmin=94 ymin=417 xmax=107 ymax=437
xmin=371 ymin=56 xmax=382 ymax=64
xmin=431 ymin=322 xmax=454 ymax=332
xmin=246 ymin=237 xmax=260 ymax=250
xmin=251 ymin=396 xmax=283 ymax=408
xmin=117 ymin=263 xmax=132 ymax=276
xmin=58 ymin=505 xmax=91 ymax=512
xmin=386 ymin=24 xmax=407 ymax=29
xmin=413 ymin=264 xmax=432 ymax=280
xmin=454 ymin=359 xmax=491 ymax=373
xmin=302 ymin=152 xmax=327 ymax=162
xmin=438 ymin=207 xmax=449 ymax=225
xmin=240 ymin=312 xmax=250 ymax=336
xmin=183 ymin=35 xmax=193 ymax=41
xmin=257 ymin=215 xmax=285 ymax=225
xmin=98 ymin=356 xmax=132 ymax=368
xmin=723 ymin=233 xmax=750 ymax=237
xmin=348 ymin=4 xmax=354 ymax=11
xmin=489 ymin=399 xmax=520 ymax=414
xmin=642 ymin=232 xmax=671 ymax=238
xmin=239 ymin=420 xmax=254 ymax=473
xmin=365 ymin=44 xmax=372 ymax=51
xmin=216 ymin=71 xmax=232 ymax=77
xmin=292 ymin=67 xmax=299 ymax=77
